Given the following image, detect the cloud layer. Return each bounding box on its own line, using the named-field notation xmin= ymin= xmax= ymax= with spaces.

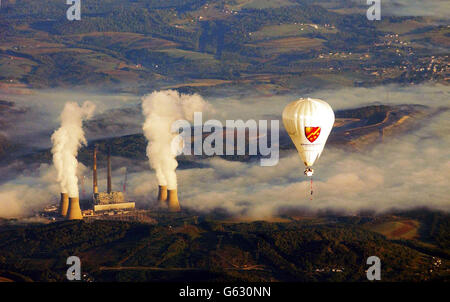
xmin=174 ymin=108 xmax=449 ymax=217
xmin=0 ymin=84 xmax=448 ymax=218
xmin=351 ymin=0 xmax=449 ymax=19
xmin=384 ymin=0 xmax=450 ymax=19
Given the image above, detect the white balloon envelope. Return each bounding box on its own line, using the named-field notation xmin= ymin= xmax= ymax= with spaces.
xmin=282 ymin=97 xmax=335 ymax=176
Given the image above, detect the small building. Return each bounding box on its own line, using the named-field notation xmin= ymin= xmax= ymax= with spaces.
xmin=92 ymin=189 xmax=135 ymax=213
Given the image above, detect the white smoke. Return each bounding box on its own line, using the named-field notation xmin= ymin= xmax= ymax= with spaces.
xmin=142 ymin=90 xmax=210 ymax=190
xmin=2 ymin=84 xmax=447 ymax=219
xmin=0 ymin=163 xmax=90 ymax=218
xmin=128 ymin=85 xmax=449 ymax=218
xmin=51 ymin=101 xmax=95 ymax=198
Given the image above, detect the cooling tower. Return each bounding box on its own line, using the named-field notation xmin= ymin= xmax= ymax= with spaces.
xmin=157 ymin=185 xmax=168 ymax=208
xmin=60 ymin=193 xmax=69 ymax=217
xmin=167 ymin=189 xmax=181 ymax=212
xmin=107 ymin=147 xmax=112 ymax=193
xmin=67 ymin=197 xmax=83 ymax=220
xmin=93 ymin=145 xmax=98 ymax=194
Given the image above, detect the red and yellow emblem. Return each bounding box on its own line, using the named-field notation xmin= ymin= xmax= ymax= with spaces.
xmin=305 ymin=126 xmax=321 ymax=143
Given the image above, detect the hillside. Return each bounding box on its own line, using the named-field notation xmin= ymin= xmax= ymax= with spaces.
xmin=0 ymin=209 xmax=448 ymax=282
xmin=0 ymin=100 xmax=26 ymax=157
xmin=11 ymin=104 xmax=439 ymax=168
xmin=0 ymin=0 xmax=447 ymax=92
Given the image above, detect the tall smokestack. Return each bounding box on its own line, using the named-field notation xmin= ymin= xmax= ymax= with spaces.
xmin=93 ymin=145 xmax=98 ymax=194
xmin=67 ymin=197 xmax=83 ymax=220
xmin=167 ymin=189 xmax=181 ymax=212
xmin=157 ymin=185 xmax=168 ymax=208
xmin=107 ymin=146 xmax=112 ymax=194
xmin=52 ymin=101 xmax=95 ymax=208
xmin=60 ymin=193 xmax=69 ymax=217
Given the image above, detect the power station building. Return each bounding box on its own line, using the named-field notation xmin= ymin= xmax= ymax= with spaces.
xmin=91 ymin=145 xmax=135 ymax=213
xmin=58 ymin=144 xmax=185 ymax=220
xmin=60 ymin=145 xmax=135 ymax=220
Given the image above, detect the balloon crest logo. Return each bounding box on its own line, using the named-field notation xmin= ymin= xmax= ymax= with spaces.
xmin=305 ymin=126 xmax=321 ymax=143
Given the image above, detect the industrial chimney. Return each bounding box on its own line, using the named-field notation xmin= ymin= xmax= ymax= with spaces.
xmin=157 ymin=185 xmax=168 ymax=208
xmin=60 ymin=193 xmax=69 ymax=217
xmin=107 ymin=146 xmax=112 ymax=194
xmin=67 ymin=197 xmax=83 ymax=220
xmin=93 ymin=145 xmax=98 ymax=194
xmin=167 ymin=189 xmax=181 ymax=212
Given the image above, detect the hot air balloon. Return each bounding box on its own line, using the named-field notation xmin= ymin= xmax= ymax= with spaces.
xmin=282 ymin=97 xmax=335 ymax=177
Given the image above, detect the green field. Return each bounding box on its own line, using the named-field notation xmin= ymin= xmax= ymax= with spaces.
xmin=241 ymin=0 xmax=297 ymax=9
xmin=251 ymin=23 xmax=338 ymax=40
xmin=157 ymin=48 xmax=219 ymax=62
xmin=364 ymin=219 xmax=420 ymax=240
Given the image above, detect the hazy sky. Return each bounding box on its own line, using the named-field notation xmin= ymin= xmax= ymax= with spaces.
xmin=384 ymin=0 xmax=450 ymax=19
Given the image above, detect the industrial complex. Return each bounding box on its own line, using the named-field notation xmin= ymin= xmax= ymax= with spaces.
xmin=55 ymin=144 xmax=183 ymax=221
xmin=58 ymin=145 xmax=135 ymax=220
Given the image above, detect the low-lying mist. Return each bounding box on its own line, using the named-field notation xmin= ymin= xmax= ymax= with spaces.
xmin=0 ymin=84 xmax=448 ymax=219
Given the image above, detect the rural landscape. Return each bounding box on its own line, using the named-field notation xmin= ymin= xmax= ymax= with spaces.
xmin=0 ymin=0 xmax=448 ymax=283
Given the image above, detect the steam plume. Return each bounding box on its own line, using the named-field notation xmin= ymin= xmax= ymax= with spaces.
xmin=51 ymin=101 xmax=95 ymax=198
xmin=142 ymin=90 xmax=209 ymax=190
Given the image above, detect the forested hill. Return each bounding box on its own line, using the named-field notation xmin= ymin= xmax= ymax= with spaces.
xmin=0 ymin=210 xmax=448 ymax=282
